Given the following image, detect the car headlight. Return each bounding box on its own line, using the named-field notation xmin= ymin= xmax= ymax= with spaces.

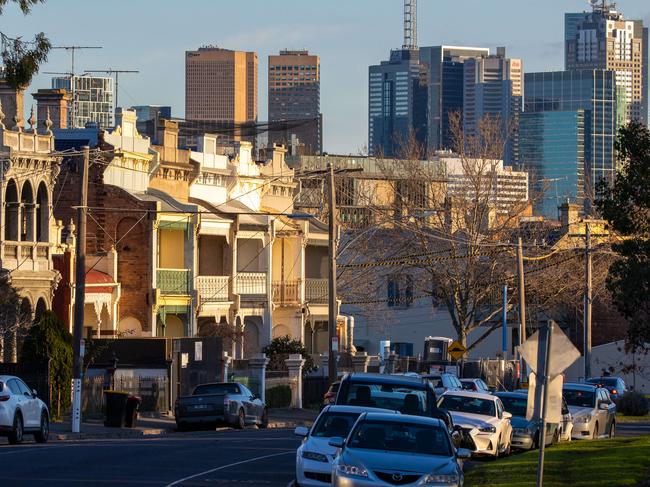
xmin=336 ymin=463 xmax=368 ymax=478
xmin=422 ymin=474 xmax=460 ymax=485
xmin=301 ymin=450 xmax=328 ymax=463
xmin=577 ymin=415 xmax=591 ymax=423
xmin=478 ymin=426 xmax=496 ymax=433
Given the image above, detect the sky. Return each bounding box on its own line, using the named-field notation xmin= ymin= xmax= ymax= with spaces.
xmin=3 ymin=0 xmax=649 ymax=154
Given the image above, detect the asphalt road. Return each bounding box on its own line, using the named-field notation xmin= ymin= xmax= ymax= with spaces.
xmin=0 ymin=429 xmax=301 ymax=487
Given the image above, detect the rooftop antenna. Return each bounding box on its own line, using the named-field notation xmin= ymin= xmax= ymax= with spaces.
xmin=51 ymin=46 xmax=102 ymax=76
xmin=84 ymin=69 xmax=140 ymax=113
xmin=403 ymin=0 xmax=417 ymax=49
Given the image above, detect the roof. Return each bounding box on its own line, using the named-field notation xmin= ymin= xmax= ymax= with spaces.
xmin=322 ymin=405 xmax=399 ymax=415
xmin=564 ymin=383 xmax=599 ymax=391
xmin=494 ymin=391 xmax=527 ymax=398
xmin=362 ymin=412 xmax=445 ymax=428
xmin=86 ymin=269 xmax=117 ymax=294
xmin=343 ymin=373 xmax=427 ymax=386
xmin=441 ymin=390 xmax=495 ymax=401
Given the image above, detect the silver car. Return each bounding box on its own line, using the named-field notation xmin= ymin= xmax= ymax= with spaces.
xmin=330 ymin=412 xmax=470 ymax=487
xmin=563 ymin=383 xmax=616 ymax=439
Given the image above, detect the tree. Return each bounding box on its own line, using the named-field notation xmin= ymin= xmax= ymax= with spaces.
xmin=21 ymin=311 xmax=73 ymax=419
xmin=0 ymin=0 xmax=51 ymax=89
xmin=263 ymin=335 xmax=315 ymax=375
xmin=596 ymin=121 xmax=650 ymax=349
xmin=0 ymin=272 xmax=32 ymax=359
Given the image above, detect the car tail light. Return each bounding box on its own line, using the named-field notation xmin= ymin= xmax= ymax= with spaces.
xmin=611 ymin=389 xmax=617 ymax=395
xmin=224 ymin=398 xmax=231 ymax=409
xmin=0 ymin=395 xmax=10 ymax=402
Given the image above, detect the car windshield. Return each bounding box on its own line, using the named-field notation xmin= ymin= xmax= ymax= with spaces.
xmin=348 ymin=420 xmax=451 ymax=456
xmin=497 ymin=395 xmax=527 ymax=417
xmin=586 ymin=378 xmax=617 ymax=387
xmin=438 ymin=395 xmax=496 ymax=417
xmin=427 ymin=376 xmax=443 ymax=388
xmin=311 ymin=412 xmax=361 ymax=438
xmin=340 ymin=382 xmax=429 ymax=415
xmin=193 ymin=383 xmax=239 ymax=395
xmin=563 ymin=389 xmax=595 ymax=408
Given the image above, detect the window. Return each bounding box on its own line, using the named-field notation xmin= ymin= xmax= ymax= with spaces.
xmin=387 ymin=274 xmax=414 ymax=308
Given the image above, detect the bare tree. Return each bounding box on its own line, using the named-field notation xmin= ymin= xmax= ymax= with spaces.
xmin=0 ymin=272 xmax=33 ymax=360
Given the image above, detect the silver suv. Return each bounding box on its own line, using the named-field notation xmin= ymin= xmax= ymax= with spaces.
xmin=0 ymin=375 xmax=50 ymax=444
xmin=424 ymin=373 xmax=463 ymax=397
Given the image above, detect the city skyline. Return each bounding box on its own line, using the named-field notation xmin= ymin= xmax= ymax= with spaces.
xmin=5 ymin=0 xmax=649 ymax=154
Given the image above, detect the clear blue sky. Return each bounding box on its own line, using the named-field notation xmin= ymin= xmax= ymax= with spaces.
xmin=4 ymin=0 xmax=649 ymax=154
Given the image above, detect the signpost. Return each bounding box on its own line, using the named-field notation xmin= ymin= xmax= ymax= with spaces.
xmin=447 ymin=341 xmax=467 ymax=361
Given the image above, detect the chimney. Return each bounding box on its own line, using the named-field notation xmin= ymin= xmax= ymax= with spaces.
xmin=559 ymin=202 xmax=581 ymax=227
xmin=0 ymin=79 xmax=25 ymax=130
xmin=32 ymin=88 xmax=71 ymax=129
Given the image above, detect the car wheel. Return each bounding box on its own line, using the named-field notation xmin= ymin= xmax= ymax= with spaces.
xmin=503 ymin=433 xmax=512 ymax=456
xmin=34 ymin=412 xmax=49 ymax=443
xmin=592 ymin=422 xmax=599 ymax=440
xmin=609 ymin=421 xmax=615 ymax=438
xmin=8 ymin=413 xmax=24 ymax=445
xmin=235 ymin=408 xmax=245 ymax=429
xmin=258 ymin=408 xmax=268 ymax=429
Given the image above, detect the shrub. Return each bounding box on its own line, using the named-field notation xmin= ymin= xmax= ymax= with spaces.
xmin=617 ymin=391 xmax=649 ymax=416
xmin=265 ymin=385 xmax=291 ymax=408
xmin=263 ymin=335 xmax=315 ymax=375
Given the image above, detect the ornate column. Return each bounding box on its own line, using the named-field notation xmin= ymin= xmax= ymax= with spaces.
xmin=352 ymin=351 xmax=370 ymax=373
xmin=248 ymin=353 xmax=269 ymax=403
xmin=285 ymin=354 xmax=306 ymax=409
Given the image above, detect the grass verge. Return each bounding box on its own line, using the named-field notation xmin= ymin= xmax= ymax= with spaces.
xmin=465 ymin=436 xmax=650 ymax=487
xmin=618 ymin=414 xmax=650 ymax=423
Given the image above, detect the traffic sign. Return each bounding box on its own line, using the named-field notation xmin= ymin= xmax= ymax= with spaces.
xmin=448 ymin=340 xmax=467 ymax=361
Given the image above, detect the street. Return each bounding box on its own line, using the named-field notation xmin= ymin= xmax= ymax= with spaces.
xmin=0 ymin=429 xmax=300 ymax=487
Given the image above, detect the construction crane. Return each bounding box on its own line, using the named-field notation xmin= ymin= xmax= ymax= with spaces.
xmin=403 ymin=0 xmax=417 ymax=49
xmin=51 ymin=45 xmax=102 ymax=75
xmin=84 ymin=69 xmax=140 ymax=111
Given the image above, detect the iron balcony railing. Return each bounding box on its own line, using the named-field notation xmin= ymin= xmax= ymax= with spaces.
xmin=272 ymin=280 xmax=301 ymax=304
xmin=157 ymin=269 xmax=191 ymax=295
xmin=305 ymin=278 xmax=328 ymax=304
xmin=235 ymin=272 xmax=267 ymax=296
xmin=196 ymin=275 xmax=230 ymax=302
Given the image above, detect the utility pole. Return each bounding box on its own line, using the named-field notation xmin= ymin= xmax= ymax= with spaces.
xmin=516 ymin=237 xmax=527 ymax=377
xmin=327 ymin=162 xmax=338 ymax=385
xmin=71 ymin=146 xmax=89 ymax=433
xmin=584 ymin=222 xmax=592 ymax=379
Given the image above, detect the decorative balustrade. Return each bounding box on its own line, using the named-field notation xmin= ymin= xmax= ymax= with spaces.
xmin=196 ymin=275 xmax=230 ymax=303
xmin=272 ymin=280 xmax=301 ymax=304
xmin=235 ymin=272 xmax=267 ymax=296
xmin=0 ymin=242 xmax=51 ymax=271
xmin=157 ymin=269 xmax=191 ymax=295
xmin=305 ymin=278 xmax=328 ymax=304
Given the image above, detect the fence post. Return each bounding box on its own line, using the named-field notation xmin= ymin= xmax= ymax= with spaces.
xmin=352 ymin=352 xmax=369 ymax=373
xmin=249 ymin=353 xmax=269 ymax=403
xmin=222 ymin=351 xmax=232 ymax=382
xmin=321 ymin=353 xmax=329 ymax=377
xmin=285 ymin=354 xmax=306 ymax=409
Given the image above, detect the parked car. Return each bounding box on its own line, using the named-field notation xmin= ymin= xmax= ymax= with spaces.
xmin=294 ymin=405 xmax=399 ymax=487
xmin=423 ymin=373 xmax=463 ymax=397
xmin=0 ymin=375 xmax=49 ymax=444
xmin=460 ymin=378 xmax=490 ymax=393
xmin=585 ymin=376 xmax=627 ymax=402
xmin=330 ymin=412 xmax=470 ymax=487
xmin=323 ymin=381 xmax=340 ymax=407
xmin=174 ymin=382 xmax=267 ymax=431
xmin=438 ymin=390 xmax=513 ymax=457
xmin=494 ymin=391 xmax=559 ymax=449
xmin=563 ymin=383 xmax=616 ymax=439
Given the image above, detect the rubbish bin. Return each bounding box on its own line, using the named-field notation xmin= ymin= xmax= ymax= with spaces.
xmin=124 ymin=395 xmax=141 ymax=428
xmin=104 ymin=390 xmax=129 ymax=427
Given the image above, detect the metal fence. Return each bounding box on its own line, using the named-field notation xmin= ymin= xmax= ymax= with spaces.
xmin=82 ymin=374 xmax=170 ymax=418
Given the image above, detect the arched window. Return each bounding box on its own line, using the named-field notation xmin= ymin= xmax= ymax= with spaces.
xmin=35 ymin=298 xmax=48 ymax=321
xmin=4 ymin=179 xmax=19 ymax=241
xmin=20 ymin=181 xmax=35 ymax=242
xmin=36 ymin=182 xmax=49 ymax=243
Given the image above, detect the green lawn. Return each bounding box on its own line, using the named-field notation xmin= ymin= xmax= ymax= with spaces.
xmin=465 ymin=436 xmax=650 ymax=487
xmin=618 ymin=414 xmax=650 ymax=423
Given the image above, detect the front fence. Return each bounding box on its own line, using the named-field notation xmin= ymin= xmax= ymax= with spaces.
xmin=82 ymin=374 xmax=170 ymax=418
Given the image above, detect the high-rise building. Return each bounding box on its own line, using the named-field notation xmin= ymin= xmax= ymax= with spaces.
xmin=565 ymin=2 xmax=648 ymax=123
xmin=52 ymin=74 xmax=114 ymax=129
xmin=268 ymin=50 xmax=321 ymax=155
xmin=185 ymin=47 xmax=258 ymax=125
xmin=463 ymin=47 xmax=523 ymax=164
xmin=419 ymin=46 xmax=490 ymax=151
xmin=520 ymin=110 xmax=587 ymax=219
xmin=524 ymin=69 xmax=617 ymax=206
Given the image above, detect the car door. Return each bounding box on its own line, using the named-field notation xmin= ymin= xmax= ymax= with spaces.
xmin=16 ymin=379 xmax=39 ymax=427
xmin=560 ymin=399 xmax=572 ymax=440
xmin=239 ymin=385 xmax=256 ymax=420
xmin=496 ymin=398 xmax=511 ymax=446
xmin=595 ymin=389 xmax=610 ymax=435
xmin=6 ymin=380 xmax=28 ymax=426
xmin=602 ymin=389 xmax=616 ymax=433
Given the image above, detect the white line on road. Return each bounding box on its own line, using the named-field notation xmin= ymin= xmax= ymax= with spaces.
xmin=165 ymin=450 xmax=294 ymax=486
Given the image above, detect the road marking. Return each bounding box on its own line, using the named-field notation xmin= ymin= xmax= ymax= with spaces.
xmin=166 ymin=450 xmax=294 ymax=486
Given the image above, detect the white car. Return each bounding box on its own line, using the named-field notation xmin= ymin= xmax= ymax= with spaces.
xmin=294 ymin=405 xmax=398 ymax=487
xmin=438 ymin=390 xmax=513 ymax=457
xmin=423 ymin=373 xmax=463 ymax=397
xmin=0 ymin=375 xmax=50 ymax=444
xmin=563 ymin=383 xmax=616 ymax=440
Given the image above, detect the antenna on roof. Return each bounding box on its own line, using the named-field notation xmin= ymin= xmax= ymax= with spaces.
xmin=403 ymin=0 xmax=417 ymax=49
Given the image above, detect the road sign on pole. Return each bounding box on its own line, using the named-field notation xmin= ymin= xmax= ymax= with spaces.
xmin=448 ymin=341 xmax=467 ymax=361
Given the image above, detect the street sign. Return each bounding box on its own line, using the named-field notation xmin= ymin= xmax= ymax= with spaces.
xmin=331 ymin=336 xmax=339 ymax=353
xmin=448 ymin=341 xmax=467 ymax=361
xmin=519 ymin=326 xmax=580 ymax=376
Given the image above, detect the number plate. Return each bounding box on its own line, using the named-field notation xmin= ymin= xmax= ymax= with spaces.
xmin=191 ymin=404 xmax=209 ymax=410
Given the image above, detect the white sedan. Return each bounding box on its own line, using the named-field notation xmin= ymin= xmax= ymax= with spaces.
xmin=438 ymin=390 xmax=513 ymax=457
xmin=294 ymin=405 xmax=398 ymax=487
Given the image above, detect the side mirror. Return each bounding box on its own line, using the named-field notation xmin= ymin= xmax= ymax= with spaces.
xmin=503 ymin=411 xmax=513 ymax=420
xmin=32 ymin=389 xmax=38 ymax=398
xmin=328 ymin=437 xmax=345 ymax=448
xmin=456 ymin=448 xmax=472 ymax=459
xmin=294 ymin=426 xmax=309 ymax=437
xmin=599 ymin=402 xmax=609 ymax=410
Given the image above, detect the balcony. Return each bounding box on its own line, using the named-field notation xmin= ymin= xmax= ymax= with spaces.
xmin=0 ymin=242 xmax=51 ymax=272
xmin=235 ymin=272 xmax=267 ymax=297
xmin=197 ymin=275 xmax=230 ymax=303
xmin=157 ymin=269 xmax=191 ymax=295
xmin=272 ymin=280 xmax=301 ymax=305
xmin=305 ymin=278 xmax=328 ymax=304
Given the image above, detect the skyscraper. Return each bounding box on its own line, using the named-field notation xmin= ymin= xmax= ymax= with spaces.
xmin=185 ymin=47 xmax=258 ymax=125
xmin=419 ymin=46 xmax=490 ymax=151
xmin=52 ymin=74 xmax=114 ymax=129
xmin=268 ymin=50 xmax=321 ymax=155
xmin=565 ymin=2 xmax=648 ymax=123
xmin=463 ymin=47 xmax=523 ymax=164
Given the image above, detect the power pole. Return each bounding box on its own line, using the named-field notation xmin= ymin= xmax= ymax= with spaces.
xmin=71 ymin=146 xmax=89 ymax=433
xmin=584 ymin=222 xmax=592 ymax=379
xmin=327 ymin=162 xmax=338 ymax=385
xmin=516 ymin=237 xmax=527 ymax=375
